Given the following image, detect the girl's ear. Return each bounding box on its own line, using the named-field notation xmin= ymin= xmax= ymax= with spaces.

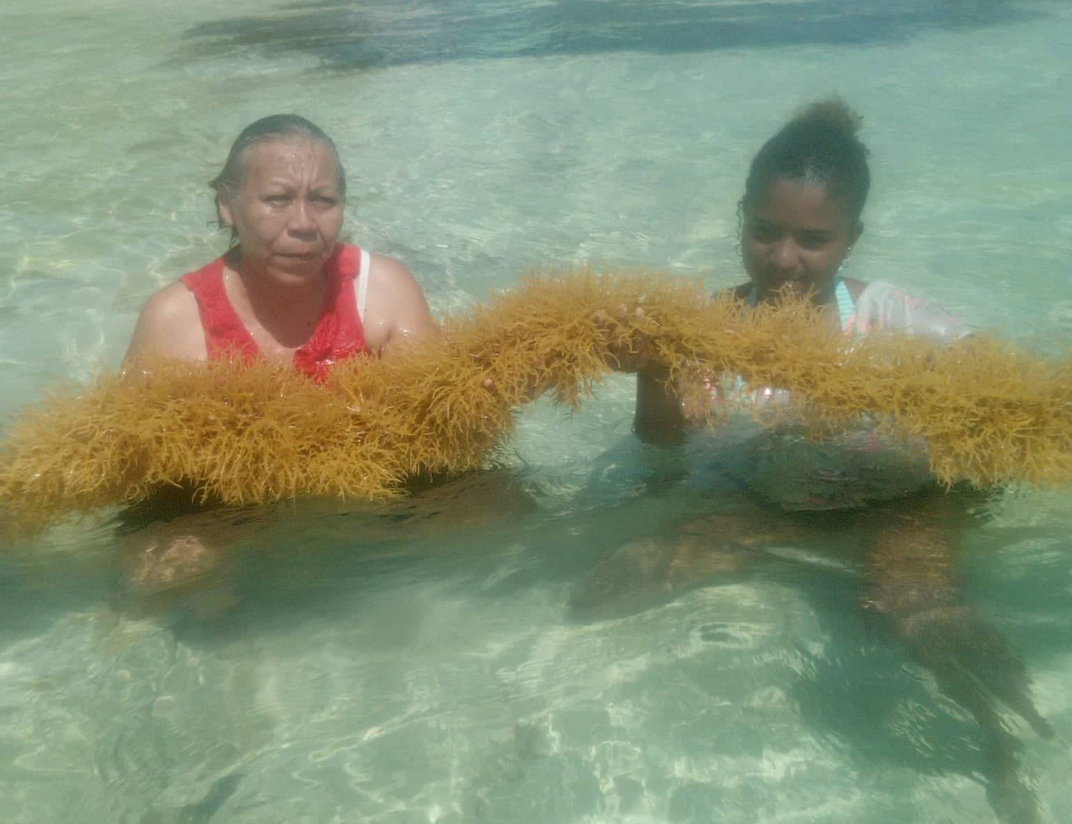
xmin=850 ymin=221 xmax=864 ymax=250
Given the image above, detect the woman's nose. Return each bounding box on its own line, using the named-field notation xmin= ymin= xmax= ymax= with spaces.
xmin=288 ymin=200 xmax=316 ymax=233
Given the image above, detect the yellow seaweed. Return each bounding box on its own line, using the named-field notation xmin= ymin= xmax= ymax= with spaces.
xmin=2 ymin=269 xmax=1071 ymax=536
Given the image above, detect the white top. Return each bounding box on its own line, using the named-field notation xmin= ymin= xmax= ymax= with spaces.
xmin=357 ymin=247 xmax=370 ymax=325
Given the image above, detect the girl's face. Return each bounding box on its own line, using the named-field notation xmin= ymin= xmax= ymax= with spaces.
xmin=742 ymin=177 xmax=862 ymax=305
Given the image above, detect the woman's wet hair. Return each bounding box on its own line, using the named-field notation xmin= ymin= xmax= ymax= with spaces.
xmin=741 ymin=97 xmax=870 ymax=223
xmin=209 ymin=114 xmax=346 ymax=237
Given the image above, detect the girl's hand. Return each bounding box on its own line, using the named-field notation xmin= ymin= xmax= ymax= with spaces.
xmin=596 ymin=304 xmax=650 ymax=373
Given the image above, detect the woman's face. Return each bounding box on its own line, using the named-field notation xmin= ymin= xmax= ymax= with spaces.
xmin=219 ymin=138 xmax=344 ymax=286
xmin=742 ymin=177 xmax=861 ymax=305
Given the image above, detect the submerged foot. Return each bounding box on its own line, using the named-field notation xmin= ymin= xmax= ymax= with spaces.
xmin=984 ymin=735 xmax=1042 ymax=824
xmin=870 ymin=601 xmax=1050 ymax=824
xmin=891 ymin=605 xmax=1054 ymax=742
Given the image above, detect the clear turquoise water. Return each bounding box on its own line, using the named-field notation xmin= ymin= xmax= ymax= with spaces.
xmin=1 ymin=1 xmax=1071 ymax=821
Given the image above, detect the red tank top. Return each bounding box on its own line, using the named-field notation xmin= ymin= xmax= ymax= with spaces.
xmin=180 ymin=244 xmax=369 ymax=382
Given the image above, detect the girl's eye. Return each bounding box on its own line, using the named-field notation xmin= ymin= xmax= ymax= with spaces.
xmin=748 ymin=223 xmax=780 ymax=242
xmin=797 ymin=233 xmax=832 ymax=249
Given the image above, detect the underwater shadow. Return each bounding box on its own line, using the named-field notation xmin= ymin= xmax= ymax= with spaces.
xmin=115 ymin=468 xmax=553 ymax=645
xmin=0 ymin=527 xmax=123 ymax=651
xmin=177 ymin=0 xmax=1049 ymax=71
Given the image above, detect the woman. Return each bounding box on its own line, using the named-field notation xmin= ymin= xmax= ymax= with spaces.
xmin=117 ymin=115 xmax=439 ymax=609
xmin=590 ymin=99 xmax=1051 ymax=824
xmin=124 ymin=114 xmax=436 ymax=376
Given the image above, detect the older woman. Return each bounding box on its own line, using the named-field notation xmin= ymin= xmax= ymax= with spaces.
xmin=116 ymin=115 xmax=439 ymax=606
xmin=124 ymin=114 xmax=436 ymax=377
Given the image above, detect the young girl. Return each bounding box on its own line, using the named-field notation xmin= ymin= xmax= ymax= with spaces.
xmin=591 ymin=98 xmax=1051 ymax=824
xmin=635 ymin=98 xmax=969 ymax=444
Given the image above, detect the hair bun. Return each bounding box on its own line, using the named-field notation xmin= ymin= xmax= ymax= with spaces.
xmin=793 ymin=95 xmax=863 ymax=136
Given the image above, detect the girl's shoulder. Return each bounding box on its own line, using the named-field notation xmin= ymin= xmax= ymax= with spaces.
xmin=852 ymin=279 xmax=971 ymax=341
xmin=841 ymin=276 xmax=869 ymax=303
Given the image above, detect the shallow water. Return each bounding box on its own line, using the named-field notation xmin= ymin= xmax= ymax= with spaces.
xmin=2 ymin=1 xmax=1072 ymax=822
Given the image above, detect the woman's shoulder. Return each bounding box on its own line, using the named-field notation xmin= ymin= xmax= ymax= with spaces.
xmin=124 ymin=280 xmax=206 ymax=364
xmin=367 ymin=251 xmax=416 ymax=285
xmin=142 ymin=280 xmax=202 ymax=325
xmin=358 ymin=251 xmax=437 ymax=350
xmin=330 ymin=244 xmax=418 ymax=294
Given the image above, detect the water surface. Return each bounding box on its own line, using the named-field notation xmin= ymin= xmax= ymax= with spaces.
xmin=1 ymin=1 xmax=1071 ymax=821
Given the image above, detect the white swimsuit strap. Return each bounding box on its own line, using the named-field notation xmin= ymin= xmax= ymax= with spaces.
xmin=357 ymin=248 xmax=370 ymax=325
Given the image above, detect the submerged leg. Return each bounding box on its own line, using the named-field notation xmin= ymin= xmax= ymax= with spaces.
xmin=567 ymin=532 xmax=743 ymax=620
xmin=568 ymin=505 xmax=805 ymax=621
xmin=862 ymin=496 xmax=1051 ymax=823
